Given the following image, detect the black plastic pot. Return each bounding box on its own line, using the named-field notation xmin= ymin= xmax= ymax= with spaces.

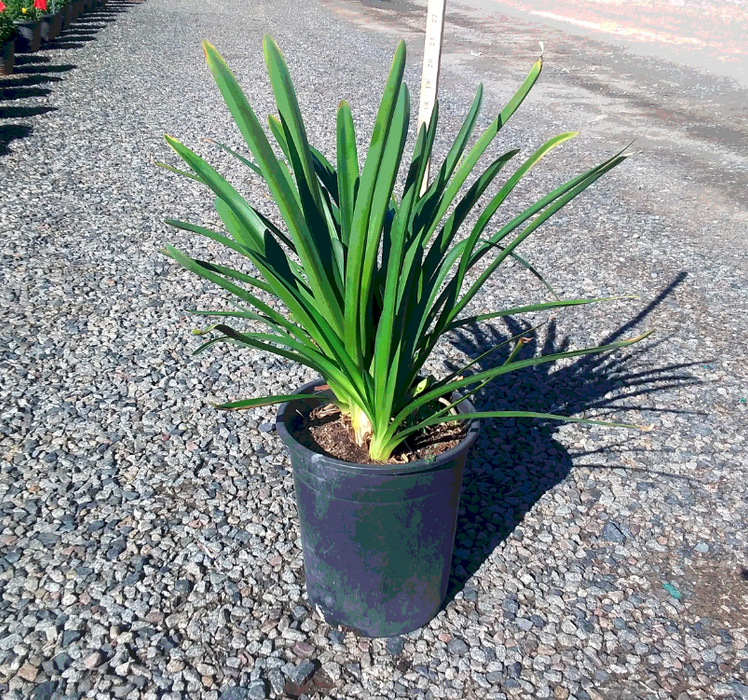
xmin=59 ymin=4 xmax=72 ymax=30
xmin=40 ymin=11 xmax=62 ymax=42
xmin=12 ymin=20 xmax=42 ymax=53
xmin=1 ymin=39 xmax=13 ymax=76
xmin=276 ymin=379 xmax=479 ymax=637
xmin=83 ymin=0 xmax=93 ymax=12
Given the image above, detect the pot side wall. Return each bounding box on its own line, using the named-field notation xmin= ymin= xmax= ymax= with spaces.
xmin=277 ymin=379 xmax=480 ymax=637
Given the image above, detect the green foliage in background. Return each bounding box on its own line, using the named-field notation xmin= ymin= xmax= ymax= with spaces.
xmin=5 ymin=0 xmax=42 ymax=21
xmin=0 ymin=10 xmax=17 ymax=41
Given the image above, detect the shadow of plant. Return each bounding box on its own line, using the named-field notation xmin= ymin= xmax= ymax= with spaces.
xmin=0 ymin=73 xmax=62 ymax=87
xmin=443 ymin=271 xmax=700 ymax=604
xmin=11 ymin=63 xmax=76 ymax=74
xmin=0 ymin=85 xmax=53 ymax=100
xmin=0 ymin=123 xmax=33 ymax=155
xmin=0 ymin=104 xmax=57 ymax=119
xmin=8 ymin=54 xmax=50 ymax=66
xmin=50 ymin=40 xmax=95 ymax=49
xmin=35 ymin=4 xmax=130 ymax=51
xmin=56 ymin=28 xmax=103 ymax=36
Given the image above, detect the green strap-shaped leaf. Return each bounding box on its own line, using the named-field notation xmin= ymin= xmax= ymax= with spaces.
xmin=154 ymin=161 xmax=203 ymax=182
xmin=453 ymin=132 xmax=577 ymax=295
xmin=165 ymin=136 xmax=266 ymax=254
xmin=428 ymin=326 xmax=545 ymax=397
xmin=164 ymin=244 xmax=308 ymax=342
xmin=213 ymin=201 xmax=341 ymax=359
xmin=371 ymin=118 xmax=433 ymax=434
xmin=448 ymin=152 xmax=631 ymax=327
xmin=393 ymin=410 xmax=652 ymax=446
xmin=211 ymin=324 xmax=357 ymax=391
xmin=336 ymin=100 xmax=359 ymax=247
xmin=277 ymin=113 xmax=341 ymax=297
xmin=214 ymin=393 xmax=331 ymax=410
xmin=418 ymin=86 xmax=482 ymax=206
xmin=428 ymin=149 xmax=520 ymax=265
xmin=385 ymin=330 xmax=653 ymax=443
xmin=267 ymin=114 xmax=292 ymax=163
xmin=207 ymin=325 xmax=316 ymax=367
xmin=343 ymin=40 xmax=406 ymax=367
xmin=311 ymin=145 xmax=340 ymax=204
xmin=202 ymin=41 xmax=344 ymax=335
xmin=444 ymin=297 xmax=629 ymax=334
xmin=420 ymin=58 xmax=542 ymax=248
xmin=263 ymin=36 xmax=324 ymax=213
xmin=412 ymin=150 xmax=521 ymax=352
xmin=468 ymin=142 xmax=635 ymax=272
xmin=207 ymin=140 xmax=263 ymax=176
xmin=164 ymin=218 xmax=258 ymax=266
xmin=358 ymin=82 xmax=410 ymax=361
xmin=189 ymin=258 xmax=271 ymax=293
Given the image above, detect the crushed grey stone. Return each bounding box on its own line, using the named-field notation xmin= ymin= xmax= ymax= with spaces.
xmin=0 ymin=1 xmax=746 ymax=700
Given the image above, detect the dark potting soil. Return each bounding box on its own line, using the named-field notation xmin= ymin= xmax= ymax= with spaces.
xmin=292 ymin=403 xmax=466 ymax=465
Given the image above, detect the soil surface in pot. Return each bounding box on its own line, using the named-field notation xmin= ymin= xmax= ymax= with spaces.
xmin=293 ymin=403 xmax=466 ymax=465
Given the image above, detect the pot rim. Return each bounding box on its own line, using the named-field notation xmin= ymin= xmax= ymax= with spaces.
xmin=275 ymin=377 xmax=480 ymax=476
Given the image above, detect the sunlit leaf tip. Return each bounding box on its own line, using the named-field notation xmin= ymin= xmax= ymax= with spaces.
xmin=202 ymin=40 xmax=217 ymax=60
xmin=191 ymin=325 xmax=217 ymax=336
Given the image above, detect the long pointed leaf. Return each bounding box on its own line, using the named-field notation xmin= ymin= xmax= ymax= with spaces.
xmin=343 ymin=40 xmax=407 ymax=366
xmin=337 ymin=100 xmax=359 ymax=246
xmin=202 ymin=41 xmax=344 ymax=334
xmin=386 ymin=330 xmax=653 ymax=440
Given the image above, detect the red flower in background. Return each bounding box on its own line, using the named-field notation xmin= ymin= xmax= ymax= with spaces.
xmin=33 ymin=0 xmax=47 ymax=10
xmin=0 ymin=1 xmax=6 ymax=11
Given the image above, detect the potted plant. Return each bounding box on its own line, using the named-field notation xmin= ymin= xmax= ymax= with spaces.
xmin=160 ymin=37 xmax=650 ymax=637
xmin=57 ymin=0 xmax=71 ymax=31
xmin=0 ymin=7 xmax=14 ymax=75
xmin=38 ymin=0 xmax=62 ymax=42
xmin=5 ymin=0 xmax=42 ymax=52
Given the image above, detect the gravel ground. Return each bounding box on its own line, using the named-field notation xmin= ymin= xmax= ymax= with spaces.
xmin=1 ymin=0 xmax=747 ymax=699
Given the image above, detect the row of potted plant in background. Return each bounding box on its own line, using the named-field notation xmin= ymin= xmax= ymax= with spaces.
xmin=0 ymin=0 xmax=108 ymax=74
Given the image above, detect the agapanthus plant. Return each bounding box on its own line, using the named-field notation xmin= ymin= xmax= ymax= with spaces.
xmin=161 ymin=37 xmax=650 ymax=461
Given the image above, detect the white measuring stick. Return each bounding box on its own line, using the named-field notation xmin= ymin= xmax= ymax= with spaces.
xmin=418 ymin=0 xmax=447 ymax=195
